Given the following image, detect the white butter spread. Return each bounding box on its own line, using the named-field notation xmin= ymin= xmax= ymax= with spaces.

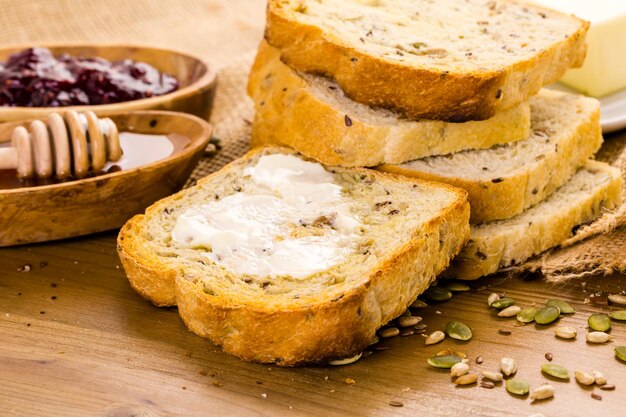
xmin=172 ymin=154 xmax=362 ymax=278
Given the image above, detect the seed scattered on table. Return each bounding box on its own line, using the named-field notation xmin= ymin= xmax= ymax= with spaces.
xmin=574 ymin=371 xmax=595 ymax=386
xmin=498 ymin=305 xmax=521 ymax=317
xmin=425 ymin=330 xmax=445 ymax=345
xmin=615 ymin=346 xmax=626 ymax=362
xmin=445 ymin=321 xmax=472 ymax=341
xmin=491 ymin=297 xmax=515 ymax=310
xmin=450 ymin=362 xmax=469 ymax=378
xmin=586 ymin=331 xmax=612 ymax=344
xmin=428 ymin=354 xmax=462 ymax=369
xmin=328 ymin=353 xmax=362 ymax=366
xmin=599 ymin=384 xmax=616 ymax=391
xmin=592 ymin=371 xmax=607 ymax=385
xmin=454 ymin=373 xmax=478 ymax=385
xmin=476 ymin=356 xmax=484 ymax=364
xmin=17 ymin=264 xmax=31 ymax=272
xmin=500 ymin=357 xmax=517 ymax=376
xmin=388 ymin=400 xmax=404 ymax=407
xmin=398 ymin=316 xmax=422 ymax=327
xmin=591 ymin=392 xmax=602 ymax=401
xmin=535 ymin=306 xmax=561 ymax=324
xmin=517 ymin=307 xmax=538 ymax=323
xmin=400 ymin=328 xmax=415 ymax=336
xmin=481 ymin=371 xmax=504 ymax=382
xmin=609 ymin=310 xmax=626 ymax=321
xmin=541 ymin=363 xmax=570 ymax=380
xmin=487 ymin=293 xmax=501 ymax=306
xmin=588 ymin=313 xmax=611 ymax=332
xmin=546 ymin=299 xmax=575 ymax=314
xmin=554 ymin=326 xmax=577 ymax=339
xmin=423 ymin=286 xmax=453 ymax=302
xmin=480 ymin=381 xmax=495 ymax=389
xmin=444 ymin=281 xmax=471 ymax=292
xmin=411 ymin=300 xmax=428 ymax=309
xmin=608 ymin=294 xmax=626 ymax=306
xmin=530 ymin=384 xmax=555 ymax=401
xmin=379 ymin=327 xmax=400 ymax=338
xmin=505 ymin=379 xmax=529 ymax=396
xmin=545 ymin=352 xmax=553 ymax=362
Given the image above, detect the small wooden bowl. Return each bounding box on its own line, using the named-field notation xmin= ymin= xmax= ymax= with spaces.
xmin=0 ymin=44 xmax=217 ymax=122
xmin=0 ymin=111 xmax=212 ymax=246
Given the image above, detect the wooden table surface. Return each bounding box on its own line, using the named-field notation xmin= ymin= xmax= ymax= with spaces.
xmin=1 ymin=232 xmax=625 ymax=417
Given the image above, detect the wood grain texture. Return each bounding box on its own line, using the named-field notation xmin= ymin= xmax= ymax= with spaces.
xmin=1 ymin=231 xmax=626 ymax=416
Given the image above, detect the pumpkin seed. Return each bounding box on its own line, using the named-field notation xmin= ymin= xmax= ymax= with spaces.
xmin=423 ymin=286 xmax=452 ymax=301
xmin=450 ymin=362 xmax=469 ymax=377
xmin=608 ymin=294 xmax=626 ymax=306
xmin=588 ymin=313 xmax=611 ymax=332
xmin=491 ymin=297 xmax=515 ymax=310
xmin=554 ymin=326 xmax=577 ymax=339
xmin=328 ymin=352 xmax=362 ymax=365
xmin=535 ymin=306 xmax=561 ymax=324
xmin=454 ymin=373 xmax=478 ymax=385
xmin=586 ymin=331 xmax=612 ymax=344
xmin=487 ymin=293 xmax=500 ymax=306
xmin=546 ymin=299 xmax=575 ymax=314
xmin=541 ymin=363 xmax=570 ymax=380
xmin=425 ymin=330 xmax=445 ymax=345
xmin=427 ymin=354 xmax=462 ymax=369
xmin=505 ymin=379 xmax=529 ymax=396
xmin=445 ymin=321 xmax=472 ymax=341
xmin=444 ymin=281 xmax=471 ymax=292
xmin=517 ymin=307 xmax=538 ymax=323
xmin=592 ymin=371 xmax=607 ymax=385
xmin=410 ymin=299 xmax=428 ymax=309
xmin=574 ymin=371 xmax=595 ymax=386
xmin=498 ymin=305 xmax=522 ymax=317
xmin=530 ymin=384 xmax=555 ymax=401
xmin=616 ymin=346 xmax=626 ymax=362
xmin=500 ymin=357 xmax=517 ymax=376
xmin=609 ymin=310 xmax=626 ymax=321
xmin=481 ymin=370 xmax=504 ymax=382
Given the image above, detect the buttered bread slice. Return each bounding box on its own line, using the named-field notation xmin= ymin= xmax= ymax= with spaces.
xmin=248 ymin=41 xmax=531 ymax=167
xmin=266 ymin=0 xmax=588 ymax=121
xmin=118 ymin=146 xmax=469 ymax=365
xmin=381 ymin=90 xmax=602 ymax=223
xmin=447 ymin=161 xmax=622 ymax=279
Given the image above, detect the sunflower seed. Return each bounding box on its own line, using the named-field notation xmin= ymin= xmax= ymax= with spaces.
xmin=591 ymin=392 xmax=602 ymax=401
xmin=481 ymin=371 xmax=504 ymax=382
xmin=588 ymin=314 xmax=611 ymax=332
xmin=329 ymin=352 xmax=362 ymax=366
xmin=450 ymin=362 xmax=469 ymax=377
xmin=400 ymin=329 xmax=415 ymax=336
xmin=498 ymin=329 xmax=512 ymax=335
xmin=615 ymin=346 xmax=626 ymax=362
xmin=592 ymin=371 xmax=607 ymax=385
xmin=428 ymin=354 xmax=462 ymax=369
xmin=491 ymin=297 xmax=515 ymax=310
xmin=423 ymin=286 xmax=452 ymax=301
xmin=444 ymin=281 xmax=471 ymax=292
xmin=379 ymin=327 xmax=400 ymax=338
xmin=388 ymin=400 xmax=404 ymax=407
xmin=530 ymin=384 xmax=555 ymax=401
xmin=535 ymin=306 xmax=561 ymax=324
xmin=454 ymin=373 xmax=478 ymax=385
xmin=517 ymin=307 xmax=538 ymax=323
xmin=541 ymin=363 xmax=570 ymax=380
xmin=480 ymin=381 xmax=495 ymax=389
xmin=599 ymin=384 xmax=616 ymax=391
xmin=546 ymin=299 xmax=575 ymax=314
xmin=410 ymin=300 xmax=428 ymax=309
xmin=425 ymin=330 xmax=445 ymax=345
xmin=610 ymin=310 xmax=626 ymax=321
xmin=445 ymin=321 xmax=472 ymax=341
xmin=505 ymin=379 xmax=529 ymax=396
xmin=554 ymin=326 xmax=577 ymax=339
xmin=487 ymin=293 xmax=501 ymax=306
xmin=574 ymin=371 xmax=595 ymax=385
xmin=398 ymin=316 xmax=422 ymax=327
xmin=498 ymin=306 xmax=522 ymax=317
xmin=500 ymin=357 xmax=517 ymax=376
xmin=586 ymin=331 xmax=612 ymax=344
xmin=608 ymin=294 xmax=626 ymax=306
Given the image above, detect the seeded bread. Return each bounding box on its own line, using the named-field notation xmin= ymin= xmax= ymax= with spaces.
xmin=380 ymin=90 xmax=602 ymax=223
xmin=265 ymin=0 xmax=588 ymax=121
xmin=447 ymin=161 xmax=622 ymax=279
xmin=117 ymin=146 xmax=469 ymax=365
xmin=248 ymin=41 xmax=531 ymax=167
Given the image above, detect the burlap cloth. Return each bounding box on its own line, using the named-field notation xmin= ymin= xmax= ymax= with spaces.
xmin=3 ymin=0 xmax=624 ymax=282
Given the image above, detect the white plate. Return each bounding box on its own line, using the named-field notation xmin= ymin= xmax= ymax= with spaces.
xmin=548 ymin=83 xmax=626 ymax=134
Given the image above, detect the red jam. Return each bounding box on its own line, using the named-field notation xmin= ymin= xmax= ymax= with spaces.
xmin=0 ymin=47 xmax=179 ymax=107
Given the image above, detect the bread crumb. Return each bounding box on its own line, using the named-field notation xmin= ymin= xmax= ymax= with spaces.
xmin=345 ymin=378 xmax=356 ymax=384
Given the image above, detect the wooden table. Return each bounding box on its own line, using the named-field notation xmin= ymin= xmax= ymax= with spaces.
xmin=1 ymin=232 xmax=625 ymax=416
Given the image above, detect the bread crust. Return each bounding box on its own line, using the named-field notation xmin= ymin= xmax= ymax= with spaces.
xmin=248 ymin=41 xmax=531 ymax=167
xmin=117 ymin=146 xmax=470 ymax=365
xmin=265 ymin=1 xmax=589 ymax=121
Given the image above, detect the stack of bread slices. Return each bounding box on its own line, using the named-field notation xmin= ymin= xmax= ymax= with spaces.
xmin=249 ymin=0 xmax=623 ymax=280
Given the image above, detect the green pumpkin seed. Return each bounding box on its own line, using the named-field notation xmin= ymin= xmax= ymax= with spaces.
xmin=517 ymin=307 xmax=538 ymax=323
xmin=615 ymin=346 xmax=626 ymax=362
xmin=444 ymin=281 xmax=471 ymax=292
xmin=445 ymin=321 xmax=473 ymax=341
xmin=588 ymin=313 xmax=611 ymax=332
xmin=535 ymin=306 xmax=561 ymax=324
xmin=546 ymin=299 xmax=575 ymax=314
xmin=491 ymin=297 xmax=515 ymax=310
xmin=505 ymin=379 xmax=529 ymax=396
xmin=541 ymin=363 xmax=570 ymax=380
xmin=609 ymin=310 xmax=626 ymax=321
xmin=427 ymin=354 xmax=462 ymax=369
xmin=423 ymin=286 xmax=452 ymax=302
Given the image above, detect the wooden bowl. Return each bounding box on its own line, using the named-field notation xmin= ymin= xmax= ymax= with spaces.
xmin=0 ymin=44 xmax=217 ymax=122
xmin=0 ymin=111 xmax=212 ymax=246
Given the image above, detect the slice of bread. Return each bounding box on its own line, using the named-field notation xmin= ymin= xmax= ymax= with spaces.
xmin=447 ymin=161 xmax=622 ymax=279
xmin=117 ymin=146 xmax=470 ymax=365
xmin=381 ymin=90 xmax=602 ymax=224
xmin=248 ymin=41 xmax=531 ymax=167
xmin=266 ymin=0 xmax=589 ymax=121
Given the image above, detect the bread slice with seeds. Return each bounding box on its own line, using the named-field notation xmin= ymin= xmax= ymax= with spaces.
xmin=265 ymin=0 xmax=588 ymax=121
xmin=380 ymin=90 xmax=602 ymax=223
xmin=117 ymin=146 xmax=469 ymax=365
xmin=248 ymin=41 xmax=531 ymax=167
xmin=447 ymin=161 xmax=622 ymax=279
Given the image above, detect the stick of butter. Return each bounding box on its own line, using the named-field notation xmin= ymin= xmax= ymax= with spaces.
xmin=532 ymin=0 xmax=626 ymax=97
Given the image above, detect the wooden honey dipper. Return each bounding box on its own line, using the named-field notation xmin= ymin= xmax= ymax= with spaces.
xmin=0 ymin=110 xmax=121 ymax=180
